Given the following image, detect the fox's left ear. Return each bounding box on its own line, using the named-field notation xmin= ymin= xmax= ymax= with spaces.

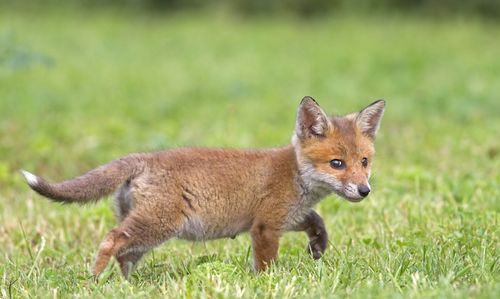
xmin=356 ymin=100 xmax=386 ymax=139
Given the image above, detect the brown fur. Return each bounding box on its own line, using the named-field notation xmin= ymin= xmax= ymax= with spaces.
xmin=22 ymin=97 xmax=385 ymax=278
xmin=301 ymin=118 xmax=375 ymax=190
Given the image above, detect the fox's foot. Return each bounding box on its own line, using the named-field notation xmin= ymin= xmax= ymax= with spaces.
xmin=307 ymin=229 xmax=328 ymax=260
xmin=116 ymin=251 xmax=146 ymax=279
xmin=290 ymin=209 xmax=328 ymax=260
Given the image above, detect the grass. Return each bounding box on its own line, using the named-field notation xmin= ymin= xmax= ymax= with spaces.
xmin=1 ymin=7 xmax=499 ymax=298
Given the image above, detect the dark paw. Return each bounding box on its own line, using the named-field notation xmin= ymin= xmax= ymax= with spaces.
xmin=307 ymin=235 xmax=327 ymax=260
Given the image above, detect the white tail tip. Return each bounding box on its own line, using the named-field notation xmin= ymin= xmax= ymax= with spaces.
xmin=21 ymin=170 xmax=38 ymax=186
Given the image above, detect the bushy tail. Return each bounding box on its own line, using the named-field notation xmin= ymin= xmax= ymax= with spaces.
xmin=21 ymin=154 xmax=145 ymax=204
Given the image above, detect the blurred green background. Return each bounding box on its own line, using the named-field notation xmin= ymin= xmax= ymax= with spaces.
xmin=0 ymin=1 xmax=499 ymax=298
xmin=4 ymin=0 xmax=500 ymax=18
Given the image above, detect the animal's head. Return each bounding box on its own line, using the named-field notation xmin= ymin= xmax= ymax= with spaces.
xmin=292 ymin=96 xmax=385 ymax=202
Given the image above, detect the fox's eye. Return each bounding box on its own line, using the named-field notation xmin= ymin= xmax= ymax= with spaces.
xmin=329 ymin=159 xmax=345 ymax=169
xmin=361 ymin=157 xmax=368 ymax=167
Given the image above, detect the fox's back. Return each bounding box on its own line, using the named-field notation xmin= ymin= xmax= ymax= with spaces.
xmin=130 ymin=147 xmax=299 ymax=240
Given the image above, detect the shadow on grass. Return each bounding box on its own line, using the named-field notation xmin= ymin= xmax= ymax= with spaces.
xmin=132 ymin=253 xmax=248 ymax=281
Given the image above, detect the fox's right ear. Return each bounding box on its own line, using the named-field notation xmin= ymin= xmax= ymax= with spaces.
xmin=295 ymin=96 xmax=331 ymax=139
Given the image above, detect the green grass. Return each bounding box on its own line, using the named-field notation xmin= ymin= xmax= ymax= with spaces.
xmin=1 ymin=8 xmax=499 ymax=298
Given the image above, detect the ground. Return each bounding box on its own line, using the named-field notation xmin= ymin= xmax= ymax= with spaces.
xmin=0 ymin=8 xmax=499 ymax=298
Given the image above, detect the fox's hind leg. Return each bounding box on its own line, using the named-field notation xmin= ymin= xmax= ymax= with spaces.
xmin=111 ymin=180 xmax=146 ymax=278
xmin=116 ymin=250 xmax=146 ymax=279
xmin=93 ymin=209 xmax=182 ymax=278
xmin=114 ymin=180 xmax=134 ymax=222
xmin=290 ymin=210 xmax=328 ymax=260
xmin=93 ymin=227 xmax=132 ymax=277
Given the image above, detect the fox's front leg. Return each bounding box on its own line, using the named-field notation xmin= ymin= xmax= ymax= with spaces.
xmin=292 ymin=210 xmax=328 ymax=259
xmin=250 ymin=221 xmax=282 ymax=271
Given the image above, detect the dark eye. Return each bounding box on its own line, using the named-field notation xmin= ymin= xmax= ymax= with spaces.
xmin=361 ymin=157 xmax=368 ymax=167
xmin=329 ymin=159 xmax=345 ymax=169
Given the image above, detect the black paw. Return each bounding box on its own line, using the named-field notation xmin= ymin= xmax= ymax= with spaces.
xmin=307 ymin=233 xmax=327 ymax=260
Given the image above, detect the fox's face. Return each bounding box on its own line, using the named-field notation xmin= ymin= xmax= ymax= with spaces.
xmin=293 ymin=97 xmax=385 ymax=202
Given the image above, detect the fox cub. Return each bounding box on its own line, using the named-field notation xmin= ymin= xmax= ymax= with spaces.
xmin=22 ymin=97 xmax=385 ymax=278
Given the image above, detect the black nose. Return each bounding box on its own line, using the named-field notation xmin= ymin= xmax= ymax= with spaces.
xmin=358 ymin=185 xmax=371 ymax=197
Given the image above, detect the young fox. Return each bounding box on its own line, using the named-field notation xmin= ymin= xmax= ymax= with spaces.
xmin=22 ymin=97 xmax=385 ymax=278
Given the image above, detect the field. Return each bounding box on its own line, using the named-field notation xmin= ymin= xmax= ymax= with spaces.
xmin=0 ymin=8 xmax=499 ymax=298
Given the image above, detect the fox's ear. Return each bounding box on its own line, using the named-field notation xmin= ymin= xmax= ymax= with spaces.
xmin=296 ymin=96 xmax=331 ymax=139
xmin=356 ymin=99 xmax=385 ymax=139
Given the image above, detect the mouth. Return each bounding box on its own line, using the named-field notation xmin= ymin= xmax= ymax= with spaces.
xmin=333 ymin=189 xmax=366 ymax=203
xmin=334 ymin=184 xmax=370 ymax=203
xmin=316 ymin=177 xmax=369 ymax=203
xmin=343 ymin=196 xmax=365 ymax=203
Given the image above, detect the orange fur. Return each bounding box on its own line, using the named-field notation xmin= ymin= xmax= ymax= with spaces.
xmin=22 ymin=96 xmax=385 ymax=278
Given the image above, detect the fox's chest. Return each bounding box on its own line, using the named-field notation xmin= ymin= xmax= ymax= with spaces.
xmin=283 ymin=202 xmax=319 ymax=230
xmin=284 ymin=187 xmax=331 ymax=229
